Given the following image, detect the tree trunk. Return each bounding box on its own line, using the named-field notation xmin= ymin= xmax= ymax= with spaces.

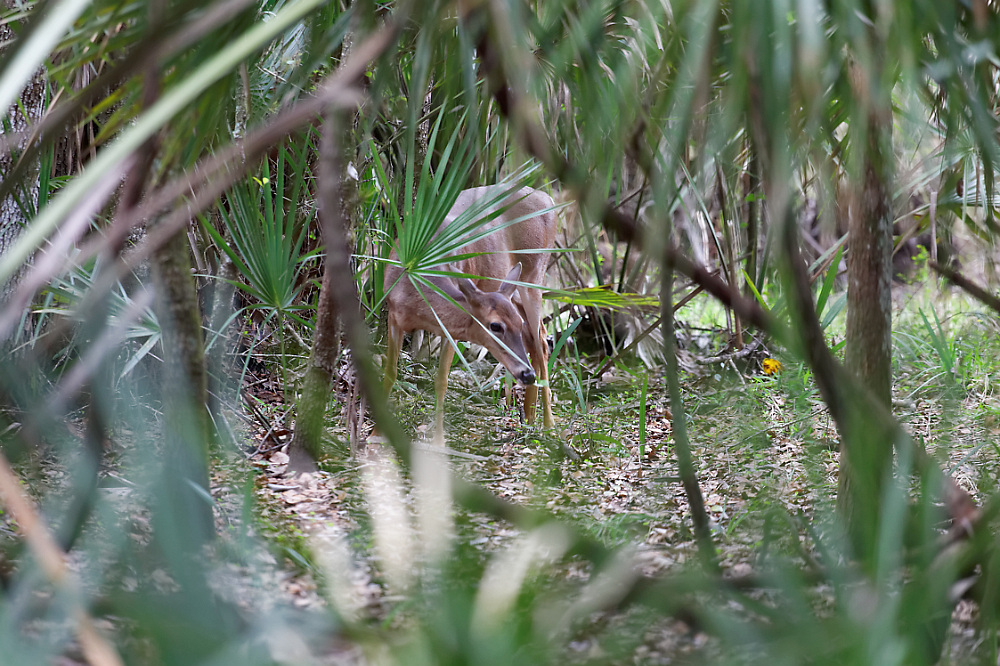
xmin=151 ymin=228 xmax=214 ymax=545
xmin=844 ymin=148 xmax=893 ymax=405
xmin=286 ymin=112 xmax=361 ymax=471
xmin=207 ymin=258 xmax=238 ymax=418
xmin=743 ymin=145 xmax=760 ymax=296
xmin=0 ymin=5 xmax=45 ymax=304
xmin=287 ymin=258 xmax=340 ymax=472
xmin=839 ymin=59 xmax=894 ymax=562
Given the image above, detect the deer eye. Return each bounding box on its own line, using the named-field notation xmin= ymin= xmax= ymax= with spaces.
xmin=489 ymin=322 xmax=504 ymax=333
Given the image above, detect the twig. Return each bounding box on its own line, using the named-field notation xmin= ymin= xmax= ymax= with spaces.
xmin=692 ymin=337 xmax=762 ymax=365
xmin=930 ymin=261 xmax=1000 ymax=315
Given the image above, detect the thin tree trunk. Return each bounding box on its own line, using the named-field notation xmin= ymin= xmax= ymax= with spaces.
xmin=844 ymin=130 xmax=893 ymax=406
xmin=144 ymin=0 xmax=213 ymax=545
xmin=287 ymin=256 xmax=340 ymax=472
xmin=151 ymin=228 xmax=214 ymax=545
xmin=717 ymin=166 xmax=743 ymax=348
xmin=839 ymin=56 xmax=894 ymax=562
xmin=315 ymin=113 xmax=413 ymax=462
xmin=286 ymin=108 xmax=362 ymax=472
xmin=744 ymin=146 xmax=760 ymax=297
xmin=207 ymin=258 xmax=238 ymax=418
xmin=0 ymin=2 xmax=45 ymax=304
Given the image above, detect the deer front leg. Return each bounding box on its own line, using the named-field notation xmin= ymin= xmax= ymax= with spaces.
xmin=523 ymin=322 xmax=553 ymax=428
xmin=384 ymin=321 xmax=403 ymax=397
xmin=434 ymin=340 xmax=456 ymax=438
xmin=524 ymin=373 xmax=538 ymax=425
xmin=518 ymin=288 xmax=554 ymax=428
xmin=538 ymin=322 xmax=554 ymax=428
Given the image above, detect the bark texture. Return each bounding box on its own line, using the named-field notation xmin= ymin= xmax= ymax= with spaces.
xmin=288 ymin=259 xmax=340 ymax=471
xmin=286 ymin=114 xmax=354 ymax=471
xmin=839 ymin=57 xmax=894 ymax=562
xmin=0 ymin=6 xmax=45 ymax=303
xmin=845 ymin=148 xmax=893 ymax=408
xmin=151 ymin=228 xmax=214 ymax=544
xmin=207 ymin=258 xmax=238 ymax=418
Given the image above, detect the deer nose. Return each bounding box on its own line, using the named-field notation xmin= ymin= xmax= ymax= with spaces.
xmin=519 ymin=368 xmax=536 ymax=385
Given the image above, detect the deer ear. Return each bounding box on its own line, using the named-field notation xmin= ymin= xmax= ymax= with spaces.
xmin=456 ymin=277 xmax=483 ymax=303
xmin=499 ymin=263 xmax=522 ymax=296
xmin=440 ymin=281 xmax=466 ymax=303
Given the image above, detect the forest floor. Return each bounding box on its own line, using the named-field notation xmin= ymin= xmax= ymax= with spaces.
xmin=230 ymin=281 xmax=1000 ymax=664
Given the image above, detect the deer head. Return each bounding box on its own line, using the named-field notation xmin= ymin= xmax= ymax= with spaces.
xmin=447 ymin=263 xmax=536 ymax=385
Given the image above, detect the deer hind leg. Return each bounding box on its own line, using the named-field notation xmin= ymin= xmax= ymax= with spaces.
xmin=434 ymin=340 xmax=456 ymax=438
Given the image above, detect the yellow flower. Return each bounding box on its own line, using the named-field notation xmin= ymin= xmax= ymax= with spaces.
xmin=762 ymin=358 xmax=782 ymax=375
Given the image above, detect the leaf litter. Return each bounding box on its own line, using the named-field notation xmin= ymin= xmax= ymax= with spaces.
xmin=238 ymin=327 xmax=997 ymax=663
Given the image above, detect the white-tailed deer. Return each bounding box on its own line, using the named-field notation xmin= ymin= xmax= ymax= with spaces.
xmin=383 ymin=186 xmax=557 ymax=434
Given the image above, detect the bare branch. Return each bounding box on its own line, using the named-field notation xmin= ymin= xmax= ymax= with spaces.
xmin=930 ymin=261 xmax=1000 ymax=315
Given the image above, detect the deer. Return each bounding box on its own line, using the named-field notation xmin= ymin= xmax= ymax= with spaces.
xmin=382 ymin=185 xmax=557 ymax=436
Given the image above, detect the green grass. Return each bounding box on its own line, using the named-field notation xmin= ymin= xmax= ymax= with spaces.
xmin=272 ymin=278 xmax=1000 ymax=663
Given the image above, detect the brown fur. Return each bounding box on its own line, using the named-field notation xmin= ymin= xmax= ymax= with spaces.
xmin=383 ymin=186 xmax=557 ymax=431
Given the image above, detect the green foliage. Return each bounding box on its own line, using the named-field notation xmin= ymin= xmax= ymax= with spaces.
xmin=917 ymin=307 xmax=962 ymax=387
xmin=0 ymin=0 xmax=330 ymax=288
xmin=2 ymin=0 xmax=1000 ymax=664
xmin=203 ymin=141 xmax=318 ymax=328
xmin=37 ymin=260 xmax=161 ymax=379
xmin=545 ymin=285 xmax=658 ymax=311
xmin=378 ymin=111 xmax=550 ymax=293
xmin=551 ymin=319 xmax=588 ymax=416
